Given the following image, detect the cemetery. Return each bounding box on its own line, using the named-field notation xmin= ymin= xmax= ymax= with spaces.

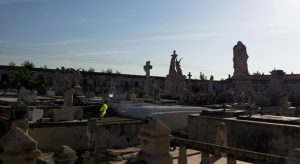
xmin=1 ymin=42 xmax=300 ymax=163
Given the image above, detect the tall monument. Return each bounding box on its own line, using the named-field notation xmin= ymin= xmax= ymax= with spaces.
xmin=144 ymin=61 xmax=153 ymax=98
xmin=232 ymin=41 xmax=249 ymax=80
xmin=164 ymin=50 xmax=186 ymax=99
xmin=230 ymin=41 xmax=252 ymax=103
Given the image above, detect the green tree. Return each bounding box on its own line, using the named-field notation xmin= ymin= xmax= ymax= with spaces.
xmin=200 ymin=72 xmax=207 ymax=80
xmin=8 ymin=61 xmax=15 ymax=66
xmin=21 ymin=61 xmax=34 ymax=68
xmin=88 ymin=67 xmax=95 ymax=72
xmin=115 ymin=70 xmax=121 ymax=74
xmin=102 ymin=68 xmax=113 ymax=74
xmin=0 ymin=74 xmax=10 ymax=94
xmin=11 ymin=68 xmax=46 ymax=90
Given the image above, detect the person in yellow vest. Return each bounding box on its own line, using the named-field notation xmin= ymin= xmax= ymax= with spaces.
xmin=99 ymin=101 xmax=108 ymax=119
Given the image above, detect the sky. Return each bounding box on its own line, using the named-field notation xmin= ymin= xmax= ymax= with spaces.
xmin=1 ymin=0 xmax=300 ymax=80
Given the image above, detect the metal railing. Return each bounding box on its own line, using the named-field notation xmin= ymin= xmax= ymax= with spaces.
xmin=171 ymin=137 xmax=287 ymax=164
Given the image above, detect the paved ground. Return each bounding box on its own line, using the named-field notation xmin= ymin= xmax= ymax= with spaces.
xmin=111 ymin=148 xmax=252 ymax=164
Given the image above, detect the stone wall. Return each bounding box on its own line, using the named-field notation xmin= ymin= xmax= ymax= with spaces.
xmin=28 ymin=122 xmax=87 ymax=152
xmin=0 ymin=65 xmax=222 ymax=101
xmin=188 ymin=114 xmax=300 ymax=156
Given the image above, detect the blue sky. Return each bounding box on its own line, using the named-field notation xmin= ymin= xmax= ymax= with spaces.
xmin=1 ymin=0 xmax=300 ymax=79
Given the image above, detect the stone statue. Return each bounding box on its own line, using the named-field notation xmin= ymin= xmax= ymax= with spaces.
xmin=233 ymin=41 xmax=249 ymax=78
xmin=169 ymin=50 xmax=177 ymax=74
xmin=73 ymin=68 xmax=81 ymax=87
xmin=175 ymin=58 xmax=182 ymax=75
xmin=164 ymin=50 xmax=186 ymax=99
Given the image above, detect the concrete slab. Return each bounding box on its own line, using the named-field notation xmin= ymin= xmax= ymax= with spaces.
xmin=115 ymin=103 xmax=207 ymax=130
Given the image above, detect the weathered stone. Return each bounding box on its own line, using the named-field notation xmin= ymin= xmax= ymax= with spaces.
xmin=124 ymin=124 xmax=136 ymax=137
xmin=0 ymin=149 xmax=41 ymax=164
xmin=46 ymin=89 xmax=56 ymax=96
xmin=110 ymin=125 xmax=122 ymax=136
xmin=140 ymin=117 xmax=171 ymax=137
xmin=164 ymin=50 xmax=187 ymax=99
xmin=232 ymin=41 xmax=249 ymax=80
xmin=11 ymin=119 xmax=29 ymax=132
xmin=137 ymin=118 xmax=172 ymax=164
xmin=73 ymin=107 xmax=83 ymax=120
xmin=144 ymin=61 xmax=153 ymax=99
xmin=52 ymin=106 xmax=74 ymax=121
xmin=19 ymin=87 xmax=37 ymax=102
xmin=28 ymin=108 xmax=43 ymax=123
xmin=0 ymin=127 xmax=37 ymax=153
xmin=53 ymin=145 xmax=77 ymax=164
xmin=94 ymin=127 xmax=110 ymax=153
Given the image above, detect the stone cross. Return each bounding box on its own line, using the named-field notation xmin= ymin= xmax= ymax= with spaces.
xmin=187 ymin=72 xmax=192 ymax=85
xmin=187 ymin=72 xmax=192 ymax=80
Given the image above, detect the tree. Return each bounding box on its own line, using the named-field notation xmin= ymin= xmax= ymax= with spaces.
xmin=115 ymin=70 xmax=121 ymax=74
xmin=11 ymin=67 xmax=46 ymax=90
xmin=0 ymin=74 xmax=10 ymax=94
xmin=43 ymin=65 xmax=48 ymax=69
xmin=200 ymin=72 xmax=207 ymax=80
xmin=102 ymin=68 xmax=113 ymax=74
xmin=88 ymin=67 xmax=95 ymax=72
xmin=8 ymin=61 xmax=15 ymax=66
xmin=210 ymin=75 xmax=214 ymax=81
xmin=21 ymin=61 xmax=34 ymax=68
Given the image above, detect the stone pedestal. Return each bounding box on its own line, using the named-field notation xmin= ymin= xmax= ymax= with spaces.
xmin=137 ymin=118 xmax=172 ymax=164
xmin=0 ymin=127 xmax=41 ymax=164
xmin=231 ymin=79 xmax=252 ymax=103
xmin=54 ymin=146 xmax=78 ymax=164
xmin=164 ymin=74 xmax=186 ymax=99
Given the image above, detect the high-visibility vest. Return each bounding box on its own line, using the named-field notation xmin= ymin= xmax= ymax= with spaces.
xmin=100 ymin=103 xmax=108 ymax=116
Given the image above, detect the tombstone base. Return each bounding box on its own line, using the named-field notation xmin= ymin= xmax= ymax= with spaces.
xmin=53 ymin=106 xmax=74 ymax=121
